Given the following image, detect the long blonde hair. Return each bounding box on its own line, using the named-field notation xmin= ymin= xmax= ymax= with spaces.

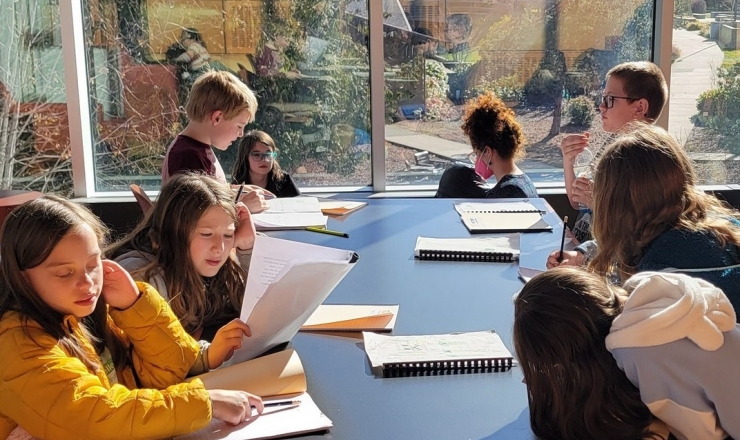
xmin=590 ymin=124 xmax=740 ymax=279
xmin=107 ymin=174 xmax=245 ymax=333
xmin=0 ymin=196 xmax=130 ymax=373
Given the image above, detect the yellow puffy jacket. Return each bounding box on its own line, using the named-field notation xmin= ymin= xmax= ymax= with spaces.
xmin=0 ymin=283 xmax=212 ymax=439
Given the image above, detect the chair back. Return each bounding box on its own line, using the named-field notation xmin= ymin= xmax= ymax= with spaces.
xmin=129 ymin=184 xmax=153 ymax=215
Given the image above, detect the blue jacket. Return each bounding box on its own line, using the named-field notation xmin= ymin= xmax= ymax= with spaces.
xmin=638 ymin=227 xmax=740 ymax=317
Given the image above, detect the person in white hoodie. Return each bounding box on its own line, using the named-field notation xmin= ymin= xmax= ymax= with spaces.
xmin=514 ymin=267 xmax=739 ymax=440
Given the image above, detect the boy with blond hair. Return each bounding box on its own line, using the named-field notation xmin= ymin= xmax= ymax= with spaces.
xmin=162 ymin=71 xmax=258 ymax=186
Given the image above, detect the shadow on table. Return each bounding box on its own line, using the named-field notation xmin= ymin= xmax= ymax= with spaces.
xmin=479 ymin=408 xmax=537 ymax=440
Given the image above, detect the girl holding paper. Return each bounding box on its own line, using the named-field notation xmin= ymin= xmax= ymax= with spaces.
xmin=108 ymin=174 xmax=255 ymax=354
xmin=0 ymin=195 xmax=262 ymax=440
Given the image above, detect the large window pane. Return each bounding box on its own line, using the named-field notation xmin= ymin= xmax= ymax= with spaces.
xmin=0 ymin=0 xmax=71 ymax=195
xmin=384 ymin=0 xmax=655 ymax=189
xmin=672 ymin=2 xmax=740 ymax=184
xmin=84 ymin=0 xmax=371 ymax=192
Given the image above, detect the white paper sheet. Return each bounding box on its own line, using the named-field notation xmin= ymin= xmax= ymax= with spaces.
xmin=232 ymin=236 xmax=357 ymax=363
xmin=251 ymin=197 xmax=328 ymax=230
xmin=175 ymin=393 xmax=332 ymax=440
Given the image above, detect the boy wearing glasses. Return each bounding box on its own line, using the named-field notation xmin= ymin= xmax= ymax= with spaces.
xmin=231 ymin=130 xmax=300 ymax=198
xmin=560 ymin=61 xmax=668 ymax=243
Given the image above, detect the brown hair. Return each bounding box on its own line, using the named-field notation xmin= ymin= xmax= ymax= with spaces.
xmin=590 ymin=124 xmax=740 ymax=279
xmin=514 ymin=267 xmax=660 ymax=440
xmin=185 ymin=71 xmax=258 ymax=123
xmin=107 ymin=174 xmax=245 ymax=334
xmin=231 ymin=130 xmax=285 ymax=185
xmin=0 ymin=196 xmax=130 ymax=373
xmin=606 ymin=61 xmax=668 ymax=121
xmin=461 ymin=91 xmax=526 ymax=161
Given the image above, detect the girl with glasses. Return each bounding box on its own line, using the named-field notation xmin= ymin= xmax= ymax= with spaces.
xmin=232 ymin=130 xmax=301 ymax=198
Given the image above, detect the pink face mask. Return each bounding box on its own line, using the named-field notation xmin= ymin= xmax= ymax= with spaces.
xmin=475 ymin=152 xmax=493 ymax=180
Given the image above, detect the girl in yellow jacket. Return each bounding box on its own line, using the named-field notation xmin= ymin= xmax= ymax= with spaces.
xmin=0 ymin=195 xmax=263 ymax=440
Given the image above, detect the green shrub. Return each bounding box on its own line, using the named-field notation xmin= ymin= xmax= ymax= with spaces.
xmin=565 ymin=96 xmax=596 ymax=126
xmin=692 ymin=0 xmax=707 ymax=13
xmin=687 ymin=21 xmax=702 ymax=31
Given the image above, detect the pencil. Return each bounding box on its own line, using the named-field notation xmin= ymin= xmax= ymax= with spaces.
xmin=234 ymin=183 xmax=244 ymax=203
xmin=264 ymin=400 xmax=301 ymax=408
xmin=557 ymin=216 xmax=569 ymax=263
xmin=306 ymin=226 xmax=349 ymax=238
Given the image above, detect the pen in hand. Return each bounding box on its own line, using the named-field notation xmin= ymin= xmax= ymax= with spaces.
xmin=234 ymin=183 xmax=244 ymax=203
xmin=557 ymin=215 xmax=569 ymax=263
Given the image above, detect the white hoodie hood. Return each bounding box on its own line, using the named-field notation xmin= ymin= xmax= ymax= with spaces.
xmin=605 ymin=272 xmax=736 ymax=352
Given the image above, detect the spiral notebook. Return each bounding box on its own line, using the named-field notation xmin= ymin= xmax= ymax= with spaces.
xmin=454 ymin=201 xmax=552 ymax=234
xmin=414 ymin=236 xmax=519 ymax=262
xmin=363 ymin=330 xmax=514 ymax=378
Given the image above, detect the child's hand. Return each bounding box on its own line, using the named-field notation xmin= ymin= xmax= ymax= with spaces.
xmin=546 ymin=250 xmax=585 ymax=269
xmin=208 ymin=319 xmax=251 ymax=368
xmin=243 ymin=185 xmax=276 ymax=200
xmin=239 ymin=190 xmax=268 ymax=213
xmin=234 ymin=203 xmax=257 ymax=251
xmin=101 ymin=260 xmax=140 ymax=310
xmin=208 ymin=389 xmax=263 ymax=425
xmin=559 ymin=133 xmax=589 ymax=164
xmin=571 ymin=177 xmax=593 ymax=208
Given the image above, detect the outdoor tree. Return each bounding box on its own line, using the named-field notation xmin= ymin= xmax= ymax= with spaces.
xmin=0 ymin=0 xmax=73 ymax=195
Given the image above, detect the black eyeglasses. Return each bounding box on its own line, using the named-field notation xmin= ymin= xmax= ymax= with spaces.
xmin=249 ymin=152 xmax=277 ymax=161
xmin=600 ymin=94 xmax=637 ymax=109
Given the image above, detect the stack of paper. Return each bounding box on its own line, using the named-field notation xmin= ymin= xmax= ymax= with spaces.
xmin=251 ymin=197 xmax=328 ymax=230
xmin=319 ymin=200 xmax=367 ymax=216
xmin=301 ymin=304 xmax=399 ymax=332
xmin=179 ymin=349 xmax=332 ymax=440
xmin=231 ymin=235 xmax=359 ymax=364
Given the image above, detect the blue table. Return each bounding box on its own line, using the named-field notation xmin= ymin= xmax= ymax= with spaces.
xmin=271 ymin=198 xmax=562 ymax=439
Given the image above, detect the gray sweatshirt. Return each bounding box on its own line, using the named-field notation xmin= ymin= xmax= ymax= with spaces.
xmin=607 ymin=272 xmax=740 ymax=440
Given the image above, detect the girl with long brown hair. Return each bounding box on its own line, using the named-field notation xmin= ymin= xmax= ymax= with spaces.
xmin=108 ymin=173 xmax=256 ymax=348
xmin=0 ymin=195 xmax=262 ymax=440
xmin=515 ymin=267 xmax=739 ymax=440
xmin=231 ymin=130 xmax=300 ymax=198
xmin=548 ymin=124 xmax=740 ymax=315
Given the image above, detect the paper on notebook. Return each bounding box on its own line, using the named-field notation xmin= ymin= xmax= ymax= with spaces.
xmin=363 ymin=330 xmax=514 ymax=370
xmin=251 ymin=197 xmax=328 ymax=230
xmin=301 ymin=304 xmax=399 ymax=332
xmin=175 ymin=393 xmax=332 ymax=440
xmin=461 ymin=212 xmax=552 ymax=234
xmin=231 ymin=236 xmax=358 ymax=363
xmin=414 ymin=235 xmax=520 ymax=261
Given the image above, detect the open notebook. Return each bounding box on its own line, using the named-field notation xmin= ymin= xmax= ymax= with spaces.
xmin=251 ymin=197 xmax=328 ymax=230
xmin=363 ymin=330 xmax=514 ymax=378
xmin=301 ymin=304 xmax=399 ymax=332
xmin=179 ymin=349 xmax=332 ymax=440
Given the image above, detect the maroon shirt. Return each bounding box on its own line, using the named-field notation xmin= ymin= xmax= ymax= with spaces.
xmin=161 ymin=135 xmax=226 ymax=185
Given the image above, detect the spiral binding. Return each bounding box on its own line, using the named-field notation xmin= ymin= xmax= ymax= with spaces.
xmin=417 ymin=250 xmax=515 ymax=262
xmin=381 ymin=358 xmax=513 ymax=378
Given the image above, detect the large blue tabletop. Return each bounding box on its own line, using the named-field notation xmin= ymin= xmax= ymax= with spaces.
xmin=269 ymin=198 xmax=562 ymax=439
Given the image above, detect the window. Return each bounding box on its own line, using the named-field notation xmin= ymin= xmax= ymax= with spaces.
xmin=672 ymin=1 xmax=740 ymax=185
xmin=83 ymin=0 xmax=371 ymax=192
xmin=0 ymin=0 xmax=71 ymax=195
xmin=384 ymin=0 xmax=656 ymax=189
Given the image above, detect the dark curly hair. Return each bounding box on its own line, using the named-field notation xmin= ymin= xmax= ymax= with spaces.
xmin=460 ymin=91 xmax=526 ymax=161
